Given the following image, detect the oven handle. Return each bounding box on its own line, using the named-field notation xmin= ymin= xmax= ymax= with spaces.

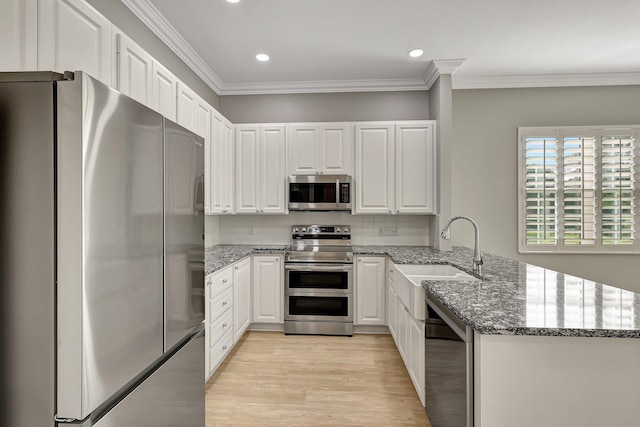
xmin=284 ymin=263 xmax=353 ymax=272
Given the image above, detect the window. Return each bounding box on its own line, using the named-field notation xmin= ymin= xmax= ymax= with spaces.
xmin=518 ymin=126 xmax=639 ymax=253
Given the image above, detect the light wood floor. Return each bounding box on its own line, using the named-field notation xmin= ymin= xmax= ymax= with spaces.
xmin=205 ymin=331 xmax=432 ymax=426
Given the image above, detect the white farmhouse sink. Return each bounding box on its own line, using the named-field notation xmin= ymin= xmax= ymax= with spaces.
xmin=395 ymin=264 xmax=475 ymax=285
xmin=390 ymin=264 xmax=475 ymax=320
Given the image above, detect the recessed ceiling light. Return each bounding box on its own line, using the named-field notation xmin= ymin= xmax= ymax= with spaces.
xmin=256 ymin=53 xmax=270 ymax=62
xmin=226 ymin=0 xmax=240 ymax=3
xmin=408 ymin=49 xmax=424 ymax=58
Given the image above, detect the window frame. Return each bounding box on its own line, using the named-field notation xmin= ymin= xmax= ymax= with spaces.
xmin=518 ymin=125 xmax=640 ymax=254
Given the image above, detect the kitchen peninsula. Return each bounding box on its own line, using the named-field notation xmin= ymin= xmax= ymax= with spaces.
xmin=206 ymin=244 xmax=640 ymax=427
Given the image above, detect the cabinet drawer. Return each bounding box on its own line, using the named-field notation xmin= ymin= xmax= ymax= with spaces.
xmin=210 ymin=307 xmax=233 ymax=345
xmin=208 ymin=266 xmax=233 ymax=297
xmin=210 ymin=286 xmax=233 ymax=318
xmin=210 ymin=328 xmax=234 ymax=372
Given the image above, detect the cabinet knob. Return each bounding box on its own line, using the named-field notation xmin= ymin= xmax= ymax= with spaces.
xmin=222 ymin=345 xmax=228 ymax=350
xmin=222 ymin=323 xmax=228 ymax=328
xmin=388 ymin=209 xmax=392 ymax=213
xmin=222 ymin=301 xmax=228 ymax=306
xmin=222 ymin=279 xmax=227 ymax=284
xmin=404 ymin=306 xmax=409 ymax=313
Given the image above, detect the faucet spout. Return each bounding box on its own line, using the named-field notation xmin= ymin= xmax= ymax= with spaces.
xmin=440 ymin=216 xmax=483 ymax=276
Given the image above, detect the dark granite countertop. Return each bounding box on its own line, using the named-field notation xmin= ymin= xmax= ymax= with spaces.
xmin=354 ymin=245 xmax=640 ymax=338
xmin=205 ymin=244 xmax=287 ymax=276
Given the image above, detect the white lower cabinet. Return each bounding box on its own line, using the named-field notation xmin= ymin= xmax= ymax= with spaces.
xmin=251 ymin=255 xmax=283 ymax=323
xmin=387 ymin=283 xmax=399 ymax=340
xmin=233 ymin=257 xmax=251 ymax=341
xmin=205 ymin=265 xmax=233 ymax=379
xmin=355 ymin=256 xmax=386 ymax=325
xmin=388 ymin=265 xmax=426 ymax=406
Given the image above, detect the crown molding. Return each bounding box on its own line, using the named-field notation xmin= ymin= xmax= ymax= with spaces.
xmin=453 ymin=72 xmax=640 ymax=89
xmin=423 ymin=59 xmax=467 ymax=89
xmin=220 ymin=78 xmax=430 ymax=95
xmin=120 ymin=0 xmax=224 ymax=94
xmin=117 ymin=2 xmax=640 ymax=94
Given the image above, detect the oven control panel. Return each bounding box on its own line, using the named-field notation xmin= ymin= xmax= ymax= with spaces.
xmin=292 ymin=225 xmax=350 ymax=236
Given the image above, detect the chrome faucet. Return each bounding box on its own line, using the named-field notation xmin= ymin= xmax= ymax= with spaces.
xmin=440 ymin=216 xmax=483 ymax=276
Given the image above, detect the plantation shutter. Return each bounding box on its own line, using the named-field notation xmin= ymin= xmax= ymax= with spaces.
xmin=519 ymin=127 xmax=639 ymax=253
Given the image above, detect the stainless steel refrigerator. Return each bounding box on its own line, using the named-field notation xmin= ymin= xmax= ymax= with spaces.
xmin=0 ymin=71 xmax=205 ymax=426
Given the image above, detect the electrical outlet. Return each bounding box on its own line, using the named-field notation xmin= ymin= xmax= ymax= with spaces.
xmin=378 ymin=226 xmax=398 ymax=236
xmin=248 ymin=226 xmax=254 ymax=235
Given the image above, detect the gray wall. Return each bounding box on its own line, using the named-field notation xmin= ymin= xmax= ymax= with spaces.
xmin=219 ymin=91 xmax=429 ymax=123
xmin=452 ymin=85 xmax=640 ymax=292
xmin=87 ymin=0 xmax=219 ymax=108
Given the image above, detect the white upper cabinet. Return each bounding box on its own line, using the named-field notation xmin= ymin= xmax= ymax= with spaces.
xmin=288 ymin=123 xmax=352 ymax=175
xmin=151 ymin=60 xmax=177 ymax=121
xmin=354 ymin=122 xmax=395 ymax=214
xmin=210 ymin=112 xmax=235 ymax=214
xmin=116 ymin=33 xmax=152 ymax=107
xmin=260 ymin=125 xmax=287 ymax=214
xmin=236 ymin=124 xmax=287 ymax=214
xmin=222 ymin=119 xmax=236 ymax=213
xmin=195 ymin=98 xmax=212 ymax=213
xmin=38 ymin=0 xmax=111 ymax=82
xmin=0 ymin=0 xmax=37 ymax=71
xmin=235 ymin=126 xmax=261 ymax=213
xmin=320 ymin=123 xmax=352 ymax=175
xmin=176 ymin=81 xmax=198 ymax=133
xmin=395 ymin=122 xmax=436 ymax=214
xmin=288 ymin=124 xmax=319 ymax=175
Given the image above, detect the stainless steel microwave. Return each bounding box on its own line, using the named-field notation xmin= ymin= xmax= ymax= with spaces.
xmin=288 ymin=175 xmax=352 ymax=211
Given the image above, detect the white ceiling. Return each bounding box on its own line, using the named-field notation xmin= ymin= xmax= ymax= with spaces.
xmin=126 ymin=0 xmax=640 ymax=94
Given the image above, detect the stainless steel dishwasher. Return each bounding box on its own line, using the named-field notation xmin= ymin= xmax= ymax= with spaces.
xmin=425 ymin=294 xmax=474 ymax=427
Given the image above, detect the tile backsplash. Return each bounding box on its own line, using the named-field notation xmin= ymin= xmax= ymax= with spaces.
xmin=205 ymin=212 xmax=430 ymax=246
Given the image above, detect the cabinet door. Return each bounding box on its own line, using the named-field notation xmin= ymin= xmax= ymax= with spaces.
xmin=195 ymin=98 xmax=212 ymax=214
xmin=387 ymin=285 xmax=399 ymax=341
xmin=235 ymin=125 xmax=260 ymax=213
xmin=0 ymin=0 xmax=37 ymax=71
xmin=355 ymin=256 xmax=386 ymax=325
xmin=252 ymin=256 xmax=283 ymax=323
xmin=407 ymin=314 xmax=426 ymax=405
xmin=151 ymin=60 xmax=177 ymax=121
xmin=204 ymin=276 xmax=211 ymax=378
xmin=395 ymin=122 xmax=436 ymax=214
xmin=320 ymin=123 xmax=352 ymax=174
xmin=260 ymin=125 xmax=287 ymax=214
xmin=288 ymin=124 xmax=319 ymax=175
xmin=176 ymin=81 xmax=197 ymax=133
xmin=222 ymin=119 xmax=236 ymax=213
xmin=354 ymin=123 xmax=395 ymax=214
xmin=116 ymin=33 xmax=152 ymax=106
xmin=38 ymin=0 xmax=112 ymax=82
xmin=397 ymin=300 xmax=409 ymax=362
xmin=209 ymin=112 xmax=224 ymax=214
xmin=233 ymin=257 xmax=251 ymax=341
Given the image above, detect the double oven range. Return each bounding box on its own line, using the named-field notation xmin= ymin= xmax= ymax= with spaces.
xmin=284 ymin=225 xmax=353 ymax=336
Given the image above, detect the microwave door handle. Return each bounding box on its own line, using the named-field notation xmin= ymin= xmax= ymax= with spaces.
xmin=336 ymin=178 xmax=340 ymax=206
